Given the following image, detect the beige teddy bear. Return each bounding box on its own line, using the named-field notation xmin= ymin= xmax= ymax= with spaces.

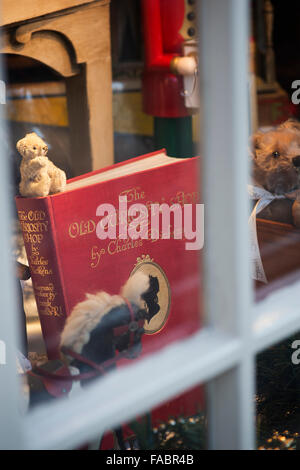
xmin=17 ymin=132 xmax=66 ymax=198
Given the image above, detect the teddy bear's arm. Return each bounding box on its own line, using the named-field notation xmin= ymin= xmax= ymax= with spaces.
xmin=26 ymin=157 xmax=48 ymax=171
xmin=292 ymin=199 xmax=300 ymax=228
xmin=48 ymin=161 xmax=66 ymax=194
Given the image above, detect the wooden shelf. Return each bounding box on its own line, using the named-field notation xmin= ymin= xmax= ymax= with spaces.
xmin=256 ymin=218 xmax=300 ymax=298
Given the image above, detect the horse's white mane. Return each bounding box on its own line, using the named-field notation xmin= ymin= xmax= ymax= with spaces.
xmin=120 ymin=270 xmax=150 ymax=306
xmin=60 ymin=271 xmax=149 ymax=354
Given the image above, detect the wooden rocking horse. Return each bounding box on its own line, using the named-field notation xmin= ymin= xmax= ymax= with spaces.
xmin=26 ymin=271 xmax=161 ymax=449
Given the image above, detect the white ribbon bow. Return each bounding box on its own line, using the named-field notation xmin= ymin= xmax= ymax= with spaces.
xmin=16 ymin=350 xmax=32 ymax=374
xmin=248 ymin=184 xmax=300 ymax=283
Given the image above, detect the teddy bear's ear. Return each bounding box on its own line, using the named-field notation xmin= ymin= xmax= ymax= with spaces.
xmin=250 ymin=131 xmax=263 ymax=159
xmin=16 ymin=138 xmax=24 ymax=155
xmin=278 ymin=118 xmax=300 ymax=133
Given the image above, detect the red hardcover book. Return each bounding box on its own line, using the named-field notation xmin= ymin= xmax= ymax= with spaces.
xmin=15 ymin=149 xmax=202 ymax=362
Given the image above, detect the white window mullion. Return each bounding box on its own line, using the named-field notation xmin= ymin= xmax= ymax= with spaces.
xmin=207 ymin=356 xmax=255 ymax=450
xmin=24 ymin=329 xmax=241 ymax=450
xmin=2 ymin=0 xmax=299 ymax=452
xmin=0 ymin=113 xmax=23 ymax=450
xmin=199 ymin=0 xmax=254 ymax=449
xmin=253 ymin=279 xmax=300 ymax=353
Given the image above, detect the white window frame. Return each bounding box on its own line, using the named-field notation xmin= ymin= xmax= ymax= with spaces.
xmin=1 ymin=0 xmax=300 ymax=450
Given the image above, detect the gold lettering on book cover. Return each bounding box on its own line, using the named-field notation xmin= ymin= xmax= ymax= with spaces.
xmin=35 ymin=284 xmax=62 ymax=317
xmin=170 ymin=191 xmax=199 ymax=206
xmin=69 ymin=220 xmax=96 ymax=238
xmin=108 ymin=238 xmax=143 ymax=256
xmin=67 ymin=188 xmax=200 ymax=240
xmin=18 ymin=209 xmax=63 ymax=317
xmin=119 ymin=186 xmax=145 ymax=202
xmin=90 ymin=245 xmax=106 ymax=269
xmin=68 ymin=187 xmax=201 ymax=268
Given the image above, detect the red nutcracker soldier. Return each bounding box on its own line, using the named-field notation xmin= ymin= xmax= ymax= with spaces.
xmin=141 ymin=0 xmax=198 ymax=157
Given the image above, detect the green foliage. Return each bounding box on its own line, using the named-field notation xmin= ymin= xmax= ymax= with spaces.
xmin=129 ymin=412 xmax=207 ymax=450
xmin=128 ymin=333 xmax=300 ymax=450
xmin=256 ymin=332 xmax=300 ymax=449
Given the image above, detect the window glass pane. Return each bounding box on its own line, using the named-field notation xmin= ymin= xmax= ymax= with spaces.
xmin=5 ymin=0 xmax=300 ymax=452
xmin=100 ymin=384 xmax=206 ymax=451
xmin=252 ymin=0 xmax=300 ymax=452
xmin=251 ymin=0 xmax=300 ymax=292
xmin=1 ymin=0 xmax=203 ymax=449
xmin=256 ymin=331 xmax=300 ymax=450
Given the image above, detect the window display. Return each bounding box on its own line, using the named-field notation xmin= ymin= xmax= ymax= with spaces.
xmin=0 ymin=0 xmax=300 ymax=453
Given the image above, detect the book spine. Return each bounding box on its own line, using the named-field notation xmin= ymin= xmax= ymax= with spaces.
xmin=16 ymin=197 xmax=67 ymax=359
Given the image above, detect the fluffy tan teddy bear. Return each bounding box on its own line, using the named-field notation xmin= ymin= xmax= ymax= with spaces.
xmin=17 ymin=132 xmax=66 ymax=197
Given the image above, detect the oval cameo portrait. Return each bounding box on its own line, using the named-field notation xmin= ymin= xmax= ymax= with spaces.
xmin=131 ymin=255 xmax=171 ymax=334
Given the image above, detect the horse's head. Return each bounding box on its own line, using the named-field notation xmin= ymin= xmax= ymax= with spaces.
xmin=60 ymin=272 xmax=161 ymax=379
xmin=114 ymin=273 xmax=161 ymax=354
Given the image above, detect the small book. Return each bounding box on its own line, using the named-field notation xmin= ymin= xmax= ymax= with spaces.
xmin=16 ymin=149 xmax=202 ymax=359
